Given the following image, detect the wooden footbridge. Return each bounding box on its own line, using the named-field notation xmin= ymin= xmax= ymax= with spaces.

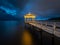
xmin=25 ymin=21 xmax=60 ymax=37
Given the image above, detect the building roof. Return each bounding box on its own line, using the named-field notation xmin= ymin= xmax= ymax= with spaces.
xmin=24 ymin=12 xmax=36 ymax=18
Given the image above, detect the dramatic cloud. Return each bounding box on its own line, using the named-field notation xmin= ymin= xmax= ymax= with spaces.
xmin=0 ymin=0 xmax=28 ymax=17
xmin=0 ymin=0 xmax=60 ymax=20
xmin=0 ymin=6 xmax=17 ymax=16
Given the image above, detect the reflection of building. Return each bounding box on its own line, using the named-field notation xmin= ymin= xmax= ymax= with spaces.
xmin=24 ymin=12 xmax=36 ymax=23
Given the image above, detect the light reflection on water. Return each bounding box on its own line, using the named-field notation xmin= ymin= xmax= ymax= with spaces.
xmin=21 ymin=30 xmax=33 ymax=45
xmin=0 ymin=21 xmax=35 ymax=45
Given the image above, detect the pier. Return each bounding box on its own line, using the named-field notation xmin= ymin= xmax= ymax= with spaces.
xmin=25 ymin=21 xmax=60 ymax=45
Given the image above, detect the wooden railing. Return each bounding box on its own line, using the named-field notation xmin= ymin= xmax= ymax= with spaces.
xmin=28 ymin=21 xmax=60 ymax=37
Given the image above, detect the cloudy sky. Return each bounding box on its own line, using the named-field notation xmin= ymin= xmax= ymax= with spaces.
xmin=0 ymin=0 xmax=60 ymax=20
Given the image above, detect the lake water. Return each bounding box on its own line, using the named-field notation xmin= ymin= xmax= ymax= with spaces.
xmin=0 ymin=21 xmax=38 ymax=45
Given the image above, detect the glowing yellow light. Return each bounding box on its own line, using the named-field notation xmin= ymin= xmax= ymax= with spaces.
xmin=24 ymin=12 xmax=36 ymax=19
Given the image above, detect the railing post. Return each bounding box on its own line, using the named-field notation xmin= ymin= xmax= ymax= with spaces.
xmin=52 ymin=22 xmax=56 ymax=45
xmin=40 ymin=21 xmax=42 ymax=29
xmin=46 ymin=22 xmax=47 ymax=26
xmin=54 ymin=22 xmax=56 ymax=33
xmin=53 ymin=22 xmax=56 ymax=37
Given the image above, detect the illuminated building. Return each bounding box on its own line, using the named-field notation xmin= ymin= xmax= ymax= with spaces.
xmin=24 ymin=12 xmax=36 ymax=23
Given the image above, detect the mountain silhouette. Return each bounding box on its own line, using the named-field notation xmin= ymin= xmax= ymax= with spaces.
xmin=48 ymin=17 xmax=60 ymax=21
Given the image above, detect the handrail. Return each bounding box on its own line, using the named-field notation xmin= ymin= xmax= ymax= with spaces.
xmin=28 ymin=21 xmax=60 ymax=37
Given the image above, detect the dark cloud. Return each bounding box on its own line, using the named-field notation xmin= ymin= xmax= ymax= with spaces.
xmin=28 ymin=0 xmax=60 ymax=19
xmin=0 ymin=0 xmax=29 ymax=17
xmin=0 ymin=0 xmax=29 ymax=10
xmin=0 ymin=0 xmax=60 ymax=20
xmin=7 ymin=0 xmax=29 ymax=10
